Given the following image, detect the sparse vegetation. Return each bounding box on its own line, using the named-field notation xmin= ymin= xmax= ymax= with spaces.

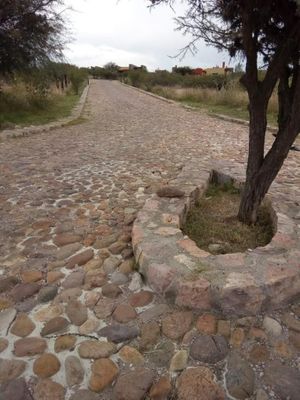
xmin=0 ymin=63 xmax=88 ymax=129
xmin=183 ymin=183 xmax=274 ymax=254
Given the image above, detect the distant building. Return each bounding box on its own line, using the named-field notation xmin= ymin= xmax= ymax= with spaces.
xmin=118 ymin=64 xmax=147 ymax=73
xmin=192 ymin=68 xmax=207 ymax=76
xmin=205 ymin=62 xmax=234 ymax=76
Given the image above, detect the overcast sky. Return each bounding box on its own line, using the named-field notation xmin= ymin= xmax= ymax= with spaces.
xmin=64 ymin=0 xmax=230 ymax=71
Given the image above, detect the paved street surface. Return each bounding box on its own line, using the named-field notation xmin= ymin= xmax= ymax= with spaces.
xmin=0 ymin=80 xmax=299 ymax=399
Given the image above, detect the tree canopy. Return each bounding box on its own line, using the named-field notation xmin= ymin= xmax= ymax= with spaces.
xmin=150 ymin=0 xmax=300 ymax=223
xmin=0 ymin=0 xmax=67 ymax=75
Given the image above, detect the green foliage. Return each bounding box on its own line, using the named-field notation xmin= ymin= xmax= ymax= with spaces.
xmin=122 ymin=69 xmax=231 ymax=90
xmin=0 ymin=0 xmax=67 ymax=75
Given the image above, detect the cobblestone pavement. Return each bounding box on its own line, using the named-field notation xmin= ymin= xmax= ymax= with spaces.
xmin=0 ymin=79 xmax=299 ymax=399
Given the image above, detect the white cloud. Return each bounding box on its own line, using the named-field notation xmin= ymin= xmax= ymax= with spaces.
xmin=64 ymin=0 xmax=230 ymax=70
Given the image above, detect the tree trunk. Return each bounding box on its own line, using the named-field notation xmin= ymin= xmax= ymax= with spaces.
xmin=238 ymin=97 xmax=267 ymax=224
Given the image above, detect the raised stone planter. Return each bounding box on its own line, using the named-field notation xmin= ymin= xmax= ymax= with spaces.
xmin=132 ymin=160 xmax=300 ymax=316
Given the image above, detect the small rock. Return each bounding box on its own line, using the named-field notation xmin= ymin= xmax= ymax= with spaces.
xmin=282 ymin=312 xmax=300 ymax=333
xmin=94 ymin=298 xmax=115 ymax=319
xmin=139 ymin=304 xmax=169 ymax=323
xmin=66 ymin=249 xmax=94 ymax=269
xmin=139 ymin=321 xmax=160 ymax=351
xmin=62 ymin=270 xmax=85 ymax=289
xmin=156 ymin=186 xmax=184 ymax=198
xmin=102 ymin=256 xmax=122 ymax=274
xmin=149 ymin=376 xmax=172 ymax=400
xmin=162 ymin=311 xmax=193 ymax=340
xmin=230 ymin=328 xmax=245 ymax=348
xmin=225 ymin=352 xmax=255 ymax=399
xmin=65 ymin=355 xmax=84 ymax=387
xmin=34 ymin=304 xmax=63 ymax=322
xmin=170 ymin=350 xmax=188 ymax=372
xmin=217 ymin=320 xmax=231 ymax=338
xmin=249 ymin=344 xmax=270 ymax=363
xmin=98 ymin=324 xmax=139 ymax=343
xmin=84 ymin=292 xmax=101 ymax=308
xmin=147 ymin=340 xmax=174 ymax=368
xmin=54 ymin=335 xmax=77 ymax=353
xmin=263 ymin=316 xmax=282 ymax=336
xmin=264 ymin=360 xmax=300 ymax=400
xmin=0 ymin=277 xmax=19 ymax=294
xmin=0 ymin=308 xmax=16 ymax=336
xmin=128 ymin=272 xmax=143 ymax=292
xmin=41 ymin=317 xmax=69 ymax=336
xmin=111 ymin=271 xmax=128 ymax=285
xmin=84 ymin=270 xmax=106 ymax=288
xmin=0 ymin=377 xmax=32 ymax=400
xmin=118 ymin=346 xmax=144 ymax=365
xmin=10 ymin=313 xmax=35 ymax=337
xmin=69 ymin=390 xmax=100 ymax=400
xmin=177 ymin=366 xmax=225 ymax=400
xmin=89 ymin=358 xmax=119 ymax=392
xmin=21 ymin=270 xmax=43 ymax=283
xmin=196 ymin=314 xmax=217 ymax=335
xmin=112 ymin=368 xmax=155 ymax=400
xmin=113 ymin=304 xmax=137 ymax=323
xmin=78 ymin=340 xmax=116 ymax=359
xmin=79 ymin=318 xmax=100 ymax=335
xmin=102 ymin=283 xmax=122 ymax=298
xmin=37 ymin=286 xmax=58 ymax=303
xmin=33 ymin=378 xmax=65 ymax=400
xmin=66 ymin=300 xmax=87 ymax=326
xmin=10 ymin=283 xmax=40 ymax=302
xmin=53 ymin=233 xmax=82 ymax=247
xmin=190 ymin=335 xmax=229 ymax=363
xmin=14 ymin=337 xmax=47 ymax=357
xmin=33 ymin=353 xmax=61 ymax=378
xmin=119 ymin=259 xmax=135 ymax=275
xmin=47 ymin=271 xmax=65 ymax=284
xmin=0 ymin=359 xmax=26 ymax=384
xmin=109 ymin=241 xmax=127 ymax=255
xmin=129 ymin=291 xmax=154 ymax=308
xmin=94 ymin=234 xmax=118 ymax=249
xmin=54 ymin=288 xmax=82 ymax=304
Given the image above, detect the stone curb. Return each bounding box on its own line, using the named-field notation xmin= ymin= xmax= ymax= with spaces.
xmin=0 ymin=83 xmax=90 ymax=142
xmin=119 ymin=81 xmax=176 ymax=105
xmin=209 ymin=113 xmax=277 ymax=133
xmin=132 ymin=159 xmax=300 ymax=317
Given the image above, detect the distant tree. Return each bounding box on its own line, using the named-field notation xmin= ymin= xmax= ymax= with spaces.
xmin=104 ymin=62 xmax=119 ymax=71
xmin=150 ymin=0 xmax=300 ymax=224
xmin=0 ymin=0 xmax=67 ymax=75
xmin=172 ymin=65 xmax=193 ymax=75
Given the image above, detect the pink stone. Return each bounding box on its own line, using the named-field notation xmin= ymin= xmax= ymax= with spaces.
xmin=155 ymin=227 xmax=181 ymax=236
xmin=178 ymin=238 xmax=210 ymax=258
xmin=132 ymin=225 xmax=144 ymax=248
xmin=265 ymin=266 xmax=300 ymax=306
xmin=176 ymin=278 xmax=211 ymax=310
xmin=215 ymin=253 xmax=245 ymax=268
xmin=144 ymin=199 xmax=159 ymax=211
xmin=162 ymin=214 xmax=180 ymax=226
xmin=220 ymin=273 xmax=265 ymax=316
xmin=147 ymin=263 xmax=176 ymax=293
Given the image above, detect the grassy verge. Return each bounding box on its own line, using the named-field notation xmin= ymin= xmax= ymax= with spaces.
xmin=0 ymin=82 xmax=87 ymax=130
xmin=150 ymin=86 xmax=278 ymax=127
xmin=182 ymin=183 xmax=274 ymax=254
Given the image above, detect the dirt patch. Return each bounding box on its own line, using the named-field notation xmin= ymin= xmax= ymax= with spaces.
xmin=183 ymin=183 xmax=274 ymax=254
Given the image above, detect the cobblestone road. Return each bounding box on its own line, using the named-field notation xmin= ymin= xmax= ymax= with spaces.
xmin=0 ymin=80 xmax=299 ymax=399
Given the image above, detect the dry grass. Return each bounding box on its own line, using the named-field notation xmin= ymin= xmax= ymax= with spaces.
xmin=183 ymin=183 xmax=274 ymax=254
xmin=152 ymin=83 xmax=278 ymax=125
